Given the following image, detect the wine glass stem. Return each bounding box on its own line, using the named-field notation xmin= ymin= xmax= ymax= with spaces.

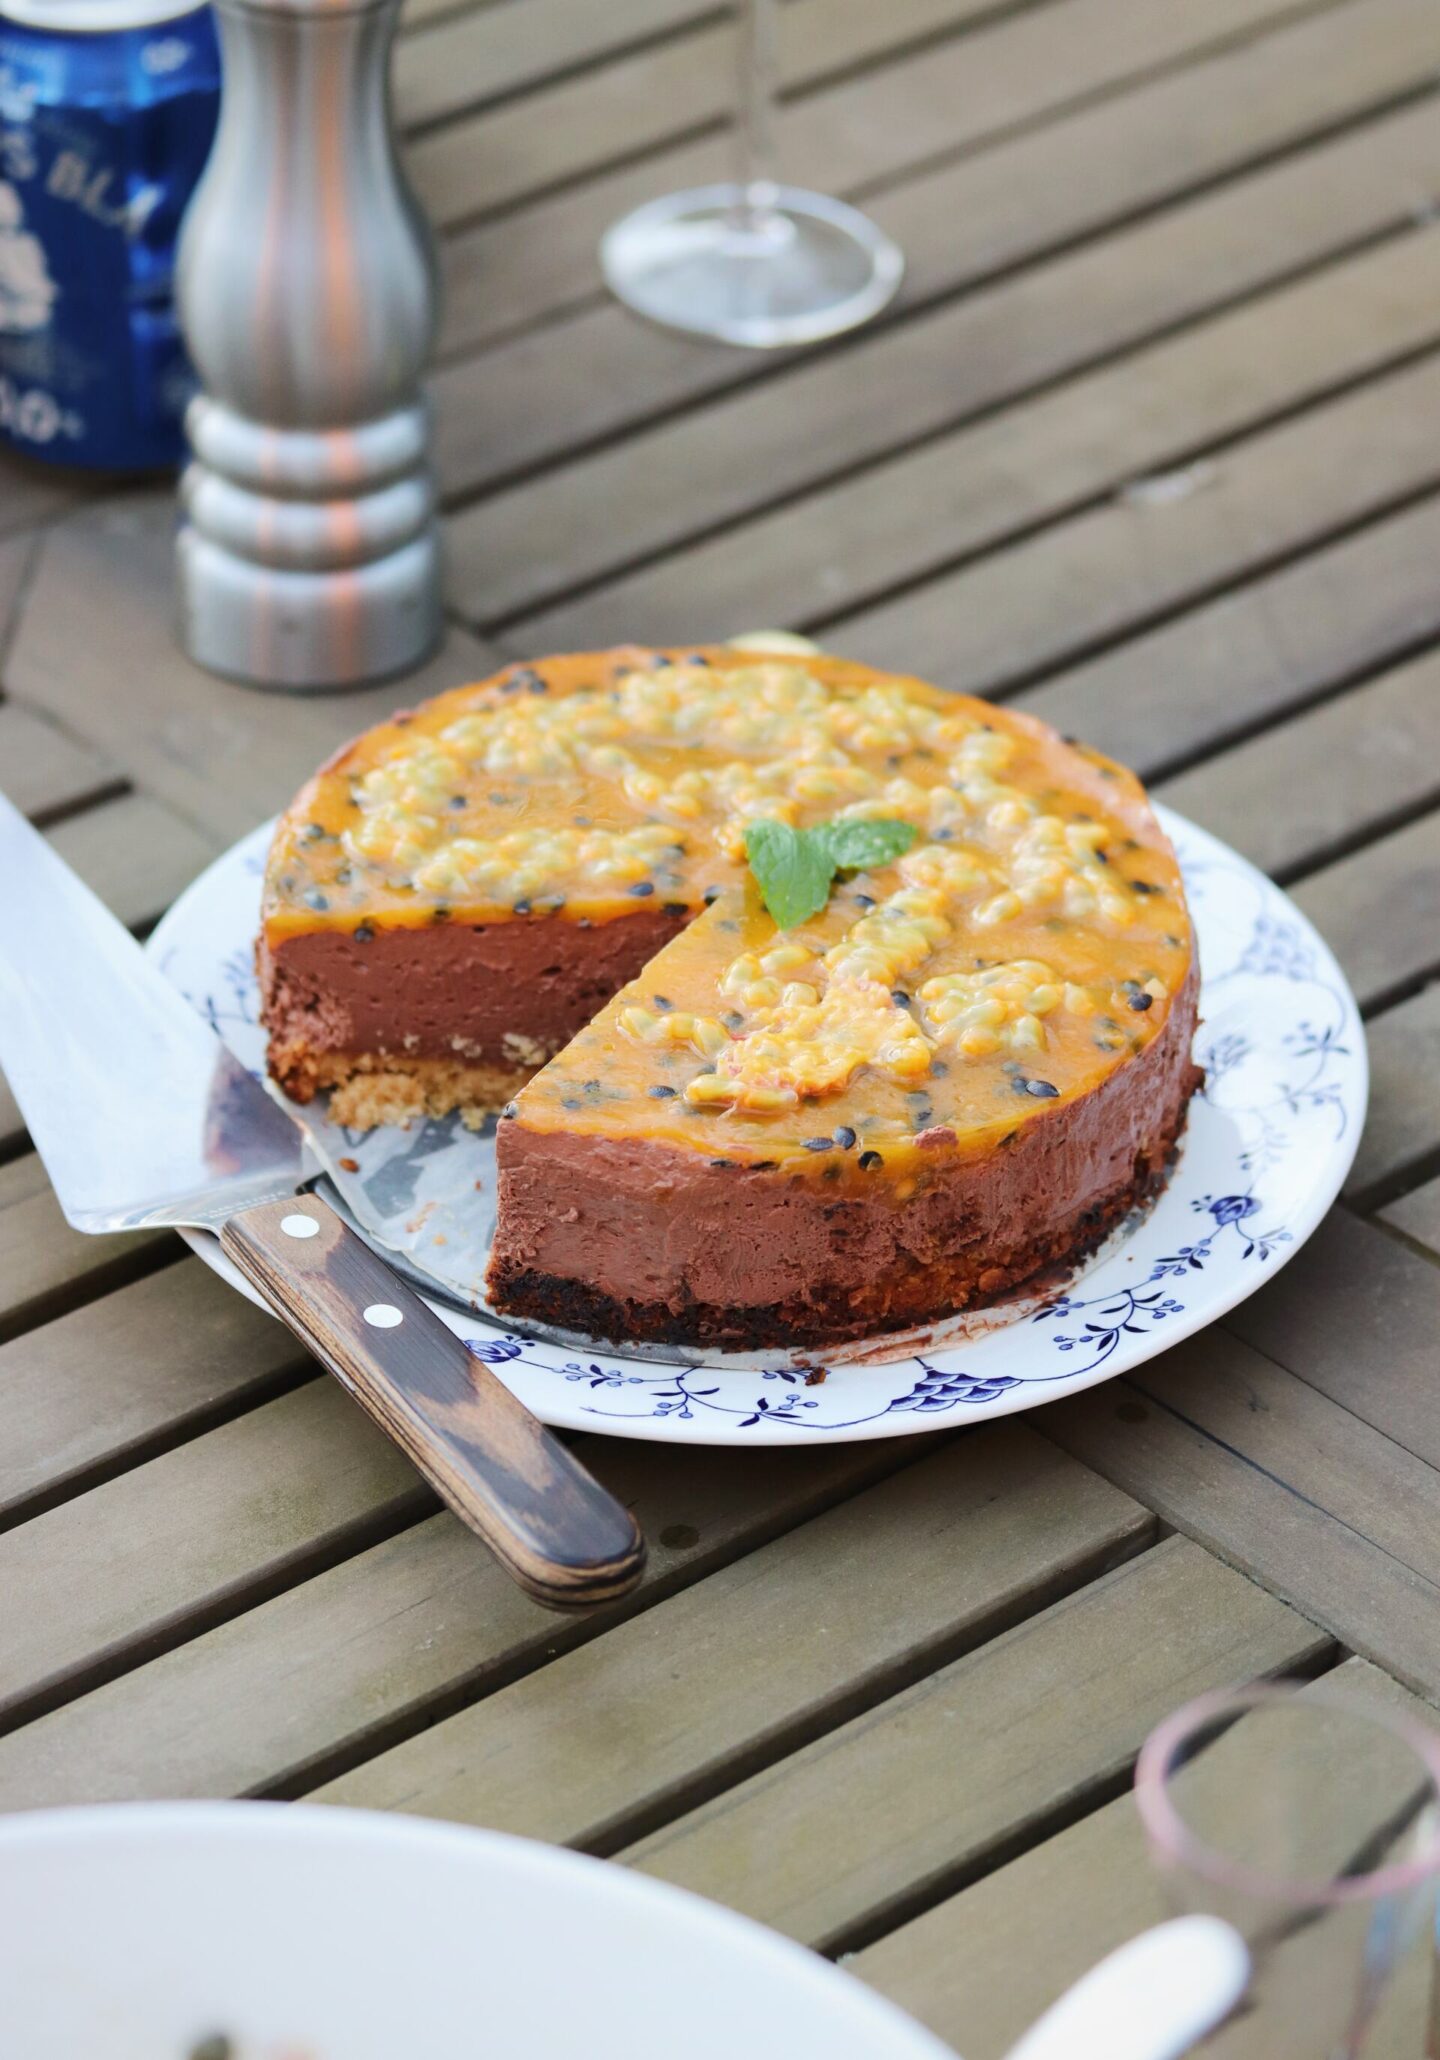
xmin=732 ymin=0 xmax=780 ymax=229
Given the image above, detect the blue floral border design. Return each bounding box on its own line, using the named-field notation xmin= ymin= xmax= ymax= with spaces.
xmin=463 ymin=1334 xmax=1023 ymax=1431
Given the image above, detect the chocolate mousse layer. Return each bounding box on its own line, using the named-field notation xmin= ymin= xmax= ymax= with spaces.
xmin=487 ymin=963 xmax=1202 ymax=1351
xmin=260 ymin=910 xmax=685 ymax=1122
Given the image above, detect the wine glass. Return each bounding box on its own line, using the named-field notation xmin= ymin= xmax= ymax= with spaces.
xmin=1135 ymin=1681 xmax=1440 ymax=2057
xmin=600 ymin=0 xmax=904 ymax=349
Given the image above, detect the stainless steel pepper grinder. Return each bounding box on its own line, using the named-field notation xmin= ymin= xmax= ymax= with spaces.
xmin=175 ymin=0 xmax=442 ymax=690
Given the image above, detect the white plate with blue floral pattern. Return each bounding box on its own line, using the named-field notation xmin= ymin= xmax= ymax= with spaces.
xmin=146 ymin=806 xmax=1365 ymax=1446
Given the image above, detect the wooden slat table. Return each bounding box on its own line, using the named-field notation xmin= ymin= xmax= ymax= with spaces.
xmin=3 ymin=1 xmax=1440 ymax=2049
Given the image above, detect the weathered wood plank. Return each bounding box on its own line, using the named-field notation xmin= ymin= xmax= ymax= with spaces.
xmin=625 ymin=1537 xmax=1326 ymax=1952
xmin=0 ymin=1156 xmax=172 ymax=1347
xmin=398 ymin=0 xmax=981 ymax=140
xmin=1290 ymin=809 xmax=1440 ymax=1013
xmin=0 ymin=1154 xmax=48 ymax=1206
xmin=448 ymin=94 xmax=1440 ymax=617
xmin=410 ymin=0 xmax=1301 ymax=232
xmin=829 ymin=352 xmax=1440 ymax=697
xmin=1013 ymin=491 xmax=1440 ymax=779
xmin=400 ymin=0 xmax=491 ymax=31
xmin=1346 ymin=984 xmax=1440 ymax=1205
xmin=508 ymin=235 xmax=1440 ymax=654
xmin=396 ymin=0 xmax=715 ymax=130
xmin=0 ymin=1260 xmax=311 ymax=1524
xmin=0 ymin=456 xmax=100 ymax=542
xmin=0 ymin=532 xmax=34 ymax=654
xmin=1382 ymin=1176 xmax=1440 ymax=1254
xmin=1041 ymin=1327 xmax=1440 ymax=1702
xmin=1155 ymin=653 xmax=1440 ymax=883
xmin=0 ymin=1437 xmax=921 ymax=1810
xmin=44 ymin=789 xmax=218 ymax=934
xmin=309 ymin=1431 xmax=1152 ymax=1849
xmin=435 ymin=143 xmax=711 ymax=352
xmin=409 ymin=14 xmax=727 ymax=218
xmin=0 ymin=700 xmax=121 ymax=824
xmin=6 ymin=499 xmax=503 ymax=841
xmin=435 ymin=0 xmax=1440 ymax=370
xmin=854 ymin=1658 xmax=1426 ymax=2060
xmin=1223 ymin=1206 xmax=1440 ymax=1473
xmin=857 ymin=1786 xmax=1160 ymax=2058
xmin=0 ymin=1377 xmax=432 ymax=1729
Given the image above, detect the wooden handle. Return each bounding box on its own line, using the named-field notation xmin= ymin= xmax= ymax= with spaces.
xmin=219 ymin=1195 xmax=646 ymax=1612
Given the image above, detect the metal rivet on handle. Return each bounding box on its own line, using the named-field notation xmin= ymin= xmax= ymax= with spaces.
xmin=364 ymin=1303 xmax=404 ymax=1329
xmin=281 ymin=1214 xmax=320 ymax=1239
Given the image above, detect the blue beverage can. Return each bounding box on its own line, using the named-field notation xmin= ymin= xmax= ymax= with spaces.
xmin=0 ymin=1 xmax=219 ymax=471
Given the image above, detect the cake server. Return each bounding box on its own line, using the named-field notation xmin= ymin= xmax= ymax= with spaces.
xmin=0 ymin=791 xmax=645 ymax=1613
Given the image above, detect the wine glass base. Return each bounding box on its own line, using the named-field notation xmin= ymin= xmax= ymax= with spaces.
xmin=601 ymin=183 xmax=904 ymax=348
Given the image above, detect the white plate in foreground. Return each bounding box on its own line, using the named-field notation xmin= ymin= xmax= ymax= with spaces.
xmin=0 ymin=1801 xmax=954 ymax=2059
xmin=147 ymin=807 xmax=1365 ymax=1446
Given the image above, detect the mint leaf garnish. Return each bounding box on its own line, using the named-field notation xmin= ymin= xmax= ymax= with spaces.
xmin=744 ymin=815 xmax=918 ymax=930
xmin=744 ymin=819 xmax=837 ymax=931
xmin=820 ymin=817 xmax=918 ymax=872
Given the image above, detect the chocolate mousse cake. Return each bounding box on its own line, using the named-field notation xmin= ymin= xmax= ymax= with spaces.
xmin=260 ymin=645 xmax=1201 ymax=1350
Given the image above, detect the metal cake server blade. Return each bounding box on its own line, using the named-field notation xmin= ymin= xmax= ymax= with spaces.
xmin=0 ymin=791 xmax=644 ymax=1611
